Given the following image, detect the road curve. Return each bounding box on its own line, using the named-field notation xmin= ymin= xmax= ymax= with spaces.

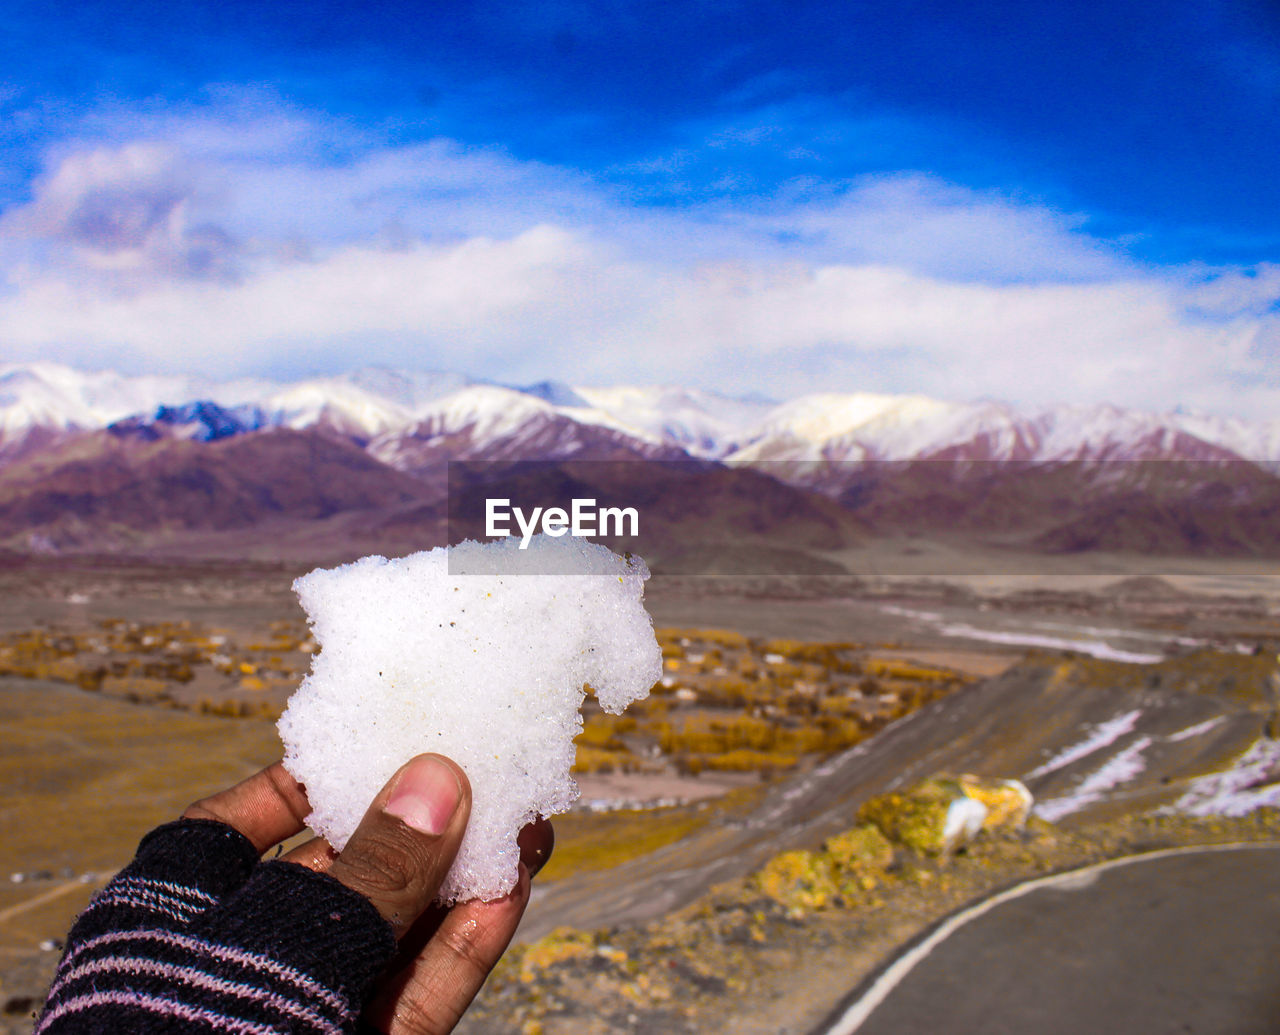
xmin=818 ymin=843 xmax=1280 ymax=1035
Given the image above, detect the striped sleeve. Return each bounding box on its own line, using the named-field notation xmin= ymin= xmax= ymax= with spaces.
xmin=37 ymin=819 xmax=396 ymax=1034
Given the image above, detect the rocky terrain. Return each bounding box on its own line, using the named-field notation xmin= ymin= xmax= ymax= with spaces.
xmin=469 ymin=811 xmax=1280 ymax=1035
xmin=1 ymin=559 xmax=1278 ymax=1032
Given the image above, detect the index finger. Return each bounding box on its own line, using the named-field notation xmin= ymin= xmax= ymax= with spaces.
xmin=183 ymin=760 xmax=312 ymax=853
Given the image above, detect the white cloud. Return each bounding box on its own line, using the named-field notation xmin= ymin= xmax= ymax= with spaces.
xmin=1 ymin=220 xmax=1275 ymax=418
xmin=742 ymin=175 xmax=1131 ymax=282
xmin=1 ymin=98 xmax=1278 ymax=420
xmin=1 ymin=142 xmax=240 ymax=282
xmin=1182 ymin=263 xmax=1280 ymax=317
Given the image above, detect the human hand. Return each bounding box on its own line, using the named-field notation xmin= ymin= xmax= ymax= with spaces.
xmin=188 ymin=754 xmax=553 ymax=1033
xmin=38 ymin=755 xmax=552 ymax=1035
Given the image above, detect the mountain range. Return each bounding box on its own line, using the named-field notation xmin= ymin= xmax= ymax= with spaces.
xmin=2 ymin=362 xmax=1278 ymax=565
xmin=6 ymin=362 xmax=1280 ymax=466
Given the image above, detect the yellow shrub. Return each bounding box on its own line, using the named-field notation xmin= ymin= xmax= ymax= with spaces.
xmin=571 ymin=746 xmax=632 ymax=773
xmin=691 ymin=628 xmax=751 ymax=649
xmin=958 ymin=775 xmax=1032 ymax=829
xmin=514 ymin=928 xmax=596 ymax=983
xmin=774 ymin=726 xmax=826 ymax=754
xmin=576 ymin=713 xmax=634 ymax=749
xmin=825 ymin=824 xmax=894 ymax=892
xmin=754 ymin=850 xmax=839 ymax=915
xmin=858 ymin=778 xmax=962 ymax=855
xmin=699 ymin=749 xmax=799 ymax=773
xmin=696 ymin=675 xmax=754 ymax=708
xmin=102 ymin=675 xmax=171 ymax=700
xmin=865 ymin=658 xmax=955 ymax=683
xmin=660 ymin=714 xmax=782 ymax=755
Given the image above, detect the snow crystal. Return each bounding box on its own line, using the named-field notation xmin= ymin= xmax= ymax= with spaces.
xmin=277 ymin=535 xmax=661 ymax=902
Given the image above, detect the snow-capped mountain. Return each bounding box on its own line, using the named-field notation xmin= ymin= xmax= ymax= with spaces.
xmin=0 ymin=363 xmax=273 ymax=444
xmin=109 ymin=401 xmax=271 ymax=442
xmin=0 ymin=364 xmax=476 ymax=451
xmin=259 ymin=369 xmax=477 ymax=441
xmin=727 ymin=394 xmax=1035 ymax=464
xmin=2 ymin=362 xmax=1279 ymax=560
xmin=1 ymin=361 xmax=1278 ymax=470
xmin=725 ymin=393 xmax=1271 ymax=469
xmin=1167 ymin=410 xmax=1280 ymax=468
xmin=366 ymin=384 xmax=686 ymax=472
xmin=572 ymin=385 xmax=775 ymax=458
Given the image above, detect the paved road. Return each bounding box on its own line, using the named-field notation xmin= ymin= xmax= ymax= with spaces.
xmin=823 ymin=845 xmax=1280 ymax=1035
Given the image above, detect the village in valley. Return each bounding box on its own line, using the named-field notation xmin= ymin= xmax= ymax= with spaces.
xmin=0 ymin=616 xmax=968 ymax=775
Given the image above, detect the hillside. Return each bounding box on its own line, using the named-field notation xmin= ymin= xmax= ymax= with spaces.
xmin=513 ymin=648 xmax=1280 ymax=941
xmin=0 ymin=426 xmax=429 ymax=551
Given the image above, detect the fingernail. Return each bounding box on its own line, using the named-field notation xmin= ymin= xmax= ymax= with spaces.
xmin=524 ymin=846 xmax=550 ymax=880
xmin=518 ymin=816 xmax=554 ymax=879
xmin=384 ymin=756 xmax=461 ymax=835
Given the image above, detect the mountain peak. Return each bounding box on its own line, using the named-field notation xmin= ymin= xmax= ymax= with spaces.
xmin=0 ymin=361 xmax=1277 ymax=468
xmin=518 ymin=380 xmax=590 ymax=408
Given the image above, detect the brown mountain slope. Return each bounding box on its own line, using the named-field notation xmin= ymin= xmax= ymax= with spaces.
xmin=0 ymin=427 xmax=430 ymax=549
xmin=3 ymin=426 xmax=1280 ymax=561
xmin=446 ymin=459 xmax=870 ymax=573
xmin=828 ymin=458 xmax=1280 ymax=554
xmin=1034 ymin=481 xmax=1280 ymax=555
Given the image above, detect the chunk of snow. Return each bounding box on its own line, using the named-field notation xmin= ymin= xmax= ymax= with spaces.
xmin=278 ymin=535 xmax=661 ymax=902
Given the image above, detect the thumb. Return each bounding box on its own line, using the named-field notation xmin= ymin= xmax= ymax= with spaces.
xmin=327 ymin=754 xmax=470 ymax=937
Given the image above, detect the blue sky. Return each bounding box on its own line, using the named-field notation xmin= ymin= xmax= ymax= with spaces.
xmin=0 ymin=0 xmax=1277 ymax=417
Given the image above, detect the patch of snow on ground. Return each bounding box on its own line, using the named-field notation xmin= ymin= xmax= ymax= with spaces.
xmin=1026 ymin=710 xmax=1144 ymax=779
xmin=1034 ymin=736 xmax=1153 ymax=822
xmin=879 ymin=605 xmax=942 ymax=622
xmin=1027 ymin=619 xmax=1202 ymax=646
xmin=1166 ymin=739 xmax=1280 ymax=817
xmin=1166 ymin=717 xmax=1225 ymax=743
xmin=944 ymin=796 xmax=988 ymax=846
xmin=934 ymin=623 xmax=1164 ymax=663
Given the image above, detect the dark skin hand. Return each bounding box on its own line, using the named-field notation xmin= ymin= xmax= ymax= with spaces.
xmin=183 ymin=755 xmax=554 ymax=1035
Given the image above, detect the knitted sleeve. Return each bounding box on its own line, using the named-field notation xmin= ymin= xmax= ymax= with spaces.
xmin=37 ymin=818 xmax=397 ymax=1034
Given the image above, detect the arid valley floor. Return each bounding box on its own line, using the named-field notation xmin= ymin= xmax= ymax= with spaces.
xmin=2 ymin=551 xmax=1280 ymax=1033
